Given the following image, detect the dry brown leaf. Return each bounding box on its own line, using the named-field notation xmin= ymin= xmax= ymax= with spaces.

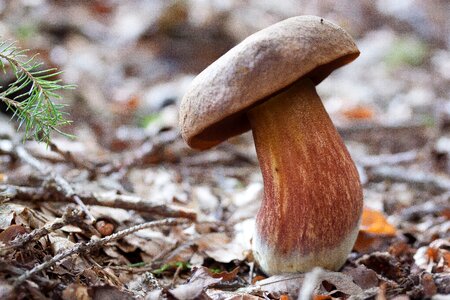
xmin=14 ymin=206 xmax=48 ymax=230
xmin=354 ymin=208 xmax=397 ymax=253
xmin=421 ymin=273 xmax=437 ymax=298
xmin=357 ymin=252 xmax=405 ymax=280
xmin=444 ymin=252 xmax=450 ymax=267
xmin=122 ymin=230 xmax=175 ymax=260
xmin=0 ymin=203 xmax=26 ymax=229
xmin=313 ymin=295 xmax=332 ymax=300
xmin=342 ymin=106 xmax=375 ymax=120
xmin=209 ymin=267 xmax=240 ymax=281
xmin=62 ymin=283 xmax=90 ymax=300
xmin=343 ymin=265 xmax=379 ymax=289
xmin=0 ymin=224 xmax=28 ymax=244
xmin=251 ymin=275 xmax=266 ymax=284
xmin=49 ymin=235 xmax=76 ymax=254
xmin=360 ymin=208 xmax=396 ymax=236
xmin=196 ymin=232 xmax=248 ymax=263
xmin=89 ymin=285 xmax=134 ymax=300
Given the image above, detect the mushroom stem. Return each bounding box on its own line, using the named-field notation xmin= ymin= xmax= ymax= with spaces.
xmin=247 ymin=77 xmax=363 ymax=274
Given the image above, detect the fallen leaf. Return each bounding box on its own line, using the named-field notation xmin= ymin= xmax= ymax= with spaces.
xmin=0 ymin=224 xmax=28 ymax=244
xmin=122 ymin=230 xmax=175 ymax=260
xmin=168 ymin=267 xmax=222 ymax=300
xmin=256 ymin=273 xmax=305 ymax=297
xmin=256 ymin=268 xmax=362 ymax=299
xmin=343 ymin=265 xmax=379 ymax=289
xmin=421 ymin=273 xmax=437 ymax=298
xmin=357 ymin=252 xmax=406 ymax=280
xmin=224 ymin=295 xmax=262 ymax=300
xmin=342 ymin=106 xmax=375 ymax=120
xmin=206 ymin=289 xmax=262 ymax=300
xmin=62 ymin=283 xmax=90 ymax=300
xmin=390 ymin=296 xmax=410 ymax=300
xmin=252 ymin=275 xmax=266 ymax=284
xmin=427 ymin=247 xmax=440 ymax=262
xmin=89 ymin=285 xmax=135 ymax=300
xmin=388 ymin=242 xmax=414 ymax=259
xmin=0 ymin=279 xmax=14 ymax=300
xmin=0 ymin=203 xmax=26 ymax=229
xmin=145 ymin=289 xmax=162 ymax=300
xmin=313 ymin=295 xmax=332 ymax=300
xmin=196 ymin=231 xmax=249 ymax=263
xmin=354 ymin=208 xmax=397 ymax=253
xmin=444 ymin=253 xmax=450 ymax=267
xmin=360 ymin=208 xmax=396 ymax=236
xmin=209 ymin=267 xmax=240 ymax=281
xmin=414 ymin=239 xmax=450 ymax=272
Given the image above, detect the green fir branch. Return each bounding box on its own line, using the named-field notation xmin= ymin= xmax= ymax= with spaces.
xmin=0 ymin=41 xmax=74 ymax=144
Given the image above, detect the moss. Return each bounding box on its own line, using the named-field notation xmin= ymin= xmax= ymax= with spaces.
xmin=385 ymin=37 xmax=428 ymax=67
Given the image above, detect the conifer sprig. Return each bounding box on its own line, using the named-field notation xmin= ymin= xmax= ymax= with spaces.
xmin=0 ymin=41 xmax=74 ymax=144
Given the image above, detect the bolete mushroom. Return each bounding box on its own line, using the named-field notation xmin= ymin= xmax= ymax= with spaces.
xmin=179 ymin=16 xmax=363 ymax=274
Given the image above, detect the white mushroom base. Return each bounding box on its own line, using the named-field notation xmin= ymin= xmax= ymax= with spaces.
xmin=252 ymin=223 xmax=360 ymax=274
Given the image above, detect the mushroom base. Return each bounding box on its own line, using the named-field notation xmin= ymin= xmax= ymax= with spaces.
xmin=247 ymin=78 xmax=363 ymax=275
xmin=253 ymin=223 xmax=360 ymax=274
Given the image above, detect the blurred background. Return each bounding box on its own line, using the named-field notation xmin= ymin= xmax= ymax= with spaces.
xmin=1 ymin=0 xmax=450 ymax=297
xmin=1 ymin=0 xmax=449 ymax=150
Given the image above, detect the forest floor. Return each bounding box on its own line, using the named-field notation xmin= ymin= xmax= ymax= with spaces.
xmin=0 ymin=1 xmax=449 ymax=299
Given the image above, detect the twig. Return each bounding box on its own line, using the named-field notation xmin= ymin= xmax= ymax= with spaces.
xmin=3 ymin=208 xmax=79 ymax=251
xmin=15 ymin=145 xmax=95 ymax=221
xmin=48 ymin=140 xmax=95 ymax=171
xmin=337 ymin=121 xmax=427 ymax=135
xmin=370 ymin=166 xmax=450 ymax=191
xmin=171 ymin=264 xmax=183 ymax=287
xmin=13 ymin=218 xmax=190 ymax=288
xmin=100 ymin=130 xmax=179 ymax=174
xmin=0 ymin=184 xmax=197 ymax=220
xmin=399 ymin=192 xmax=450 ymax=221
xmin=356 ymin=150 xmax=419 ymax=167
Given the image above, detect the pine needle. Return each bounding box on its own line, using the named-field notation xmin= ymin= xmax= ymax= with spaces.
xmin=0 ymin=41 xmax=74 ymax=144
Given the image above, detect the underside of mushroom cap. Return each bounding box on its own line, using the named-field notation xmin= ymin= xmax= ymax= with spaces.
xmin=179 ymin=16 xmax=359 ymax=150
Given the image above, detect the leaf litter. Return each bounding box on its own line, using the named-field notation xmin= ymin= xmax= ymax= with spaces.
xmin=0 ymin=0 xmax=449 ymax=299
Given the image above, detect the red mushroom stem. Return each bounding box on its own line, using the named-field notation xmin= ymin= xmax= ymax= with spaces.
xmin=247 ymin=77 xmax=363 ymax=274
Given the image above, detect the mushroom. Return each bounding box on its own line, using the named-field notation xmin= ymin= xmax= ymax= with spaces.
xmin=179 ymin=16 xmax=363 ymax=274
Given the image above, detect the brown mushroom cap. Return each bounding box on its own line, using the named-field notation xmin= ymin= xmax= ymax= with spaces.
xmin=179 ymin=16 xmax=359 ymax=150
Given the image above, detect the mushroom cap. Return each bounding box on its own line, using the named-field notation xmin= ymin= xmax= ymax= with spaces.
xmin=179 ymin=16 xmax=359 ymax=150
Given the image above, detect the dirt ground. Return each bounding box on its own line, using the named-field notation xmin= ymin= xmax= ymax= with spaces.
xmin=0 ymin=1 xmax=449 ymax=299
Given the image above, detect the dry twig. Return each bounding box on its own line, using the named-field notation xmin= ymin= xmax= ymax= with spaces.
xmin=15 ymin=145 xmax=95 ymax=221
xmin=48 ymin=140 xmax=95 ymax=171
xmin=0 ymin=184 xmax=196 ymax=220
xmin=13 ymin=218 xmax=190 ymax=288
xmin=370 ymin=165 xmax=450 ymax=191
xmin=356 ymin=150 xmax=420 ymax=167
xmin=100 ymin=130 xmax=179 ymax=174
xmin=2 ymin=208 xmax=79 ymax=251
